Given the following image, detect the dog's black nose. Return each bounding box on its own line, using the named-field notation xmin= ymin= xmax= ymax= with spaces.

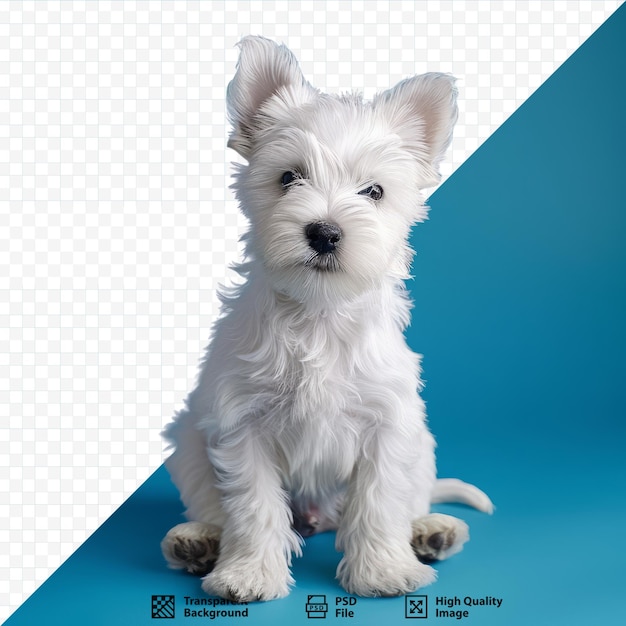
xmin=305 ymin=221 xmax=342 ymax=254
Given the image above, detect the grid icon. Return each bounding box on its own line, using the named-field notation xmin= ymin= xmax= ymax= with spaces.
xmin=151 ymin=595 xmax=175 ymax=619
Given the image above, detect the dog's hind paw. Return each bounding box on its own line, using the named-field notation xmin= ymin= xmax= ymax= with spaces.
xmin=161 ymin=521 xmax=221 ymax=576
xmin=411 ymin=513 xmax=469 ymax=563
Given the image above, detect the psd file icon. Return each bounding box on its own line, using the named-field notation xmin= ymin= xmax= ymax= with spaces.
xmin=306 ymin=594 xmax=329 ymax=618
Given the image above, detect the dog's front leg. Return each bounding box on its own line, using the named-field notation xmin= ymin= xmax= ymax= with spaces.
xmin=336 ymin=428 xmax=436 ymax=596
xmin=201 ymin=427 xmax=301 ymax=602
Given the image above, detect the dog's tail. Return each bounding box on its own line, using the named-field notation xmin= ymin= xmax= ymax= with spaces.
xmin=431 ymin=478 xmax=494 ymax=514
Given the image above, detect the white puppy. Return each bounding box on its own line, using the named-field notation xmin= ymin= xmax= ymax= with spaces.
xmin=161 ymin=36 xmax=492 ymax=602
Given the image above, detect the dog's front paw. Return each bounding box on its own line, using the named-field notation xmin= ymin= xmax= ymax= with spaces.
xmin=201 ymin=558 xmax=293 ymax=603
xmin=337 ymin=549 xmax=436 ymax=597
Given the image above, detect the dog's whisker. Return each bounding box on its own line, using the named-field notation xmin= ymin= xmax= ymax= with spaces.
xmin=302 ymin=251 xmax=344 ymax=273
xmin=303 ymin=252 xmax=319 ymax=267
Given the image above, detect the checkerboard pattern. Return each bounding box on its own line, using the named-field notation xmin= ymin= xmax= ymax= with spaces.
xmin=151 ymin=595 xmax=175 ymax=619
xmin=0 ymin=1 xmax=620 ymax=620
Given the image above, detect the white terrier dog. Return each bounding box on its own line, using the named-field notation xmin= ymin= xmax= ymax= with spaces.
xmin=161 ymin=36 xmax=492 ymax=602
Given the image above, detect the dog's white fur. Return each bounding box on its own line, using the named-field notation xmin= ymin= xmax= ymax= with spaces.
xmin=161 ymin=36 xmax=492 ymax=602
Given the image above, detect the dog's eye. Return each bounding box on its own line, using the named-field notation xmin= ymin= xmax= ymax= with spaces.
xmin=280 ymin=170 xmax=300 ymax=189
xmin=358 ymin=184 xmax=383 ymax=201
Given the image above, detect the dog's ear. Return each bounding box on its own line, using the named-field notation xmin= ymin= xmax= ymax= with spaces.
xmin=227 ymin=36 xmax=315 ymax=158
xmin=374 ymin=73 xmax=458 ymax=188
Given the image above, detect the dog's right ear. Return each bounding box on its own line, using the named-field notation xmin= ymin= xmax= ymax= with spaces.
xmin=227 ymin=36 xmax=314 ymax=158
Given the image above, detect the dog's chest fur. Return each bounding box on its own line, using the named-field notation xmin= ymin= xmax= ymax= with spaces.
xmin=201 ymin=272 xmax=418 ymax=498
xmin=269 ymin=303 xmax=364 ymax=494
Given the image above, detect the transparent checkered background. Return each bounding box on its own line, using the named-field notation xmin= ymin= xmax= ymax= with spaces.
xmin=0 ymin=0 xmax=621 ymax=620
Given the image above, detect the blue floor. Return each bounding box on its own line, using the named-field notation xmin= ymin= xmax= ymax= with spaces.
xmin=5 ymin=4 xmax=626 ymax=625
xmin=5 ymin=450 xmax=626 ymax=626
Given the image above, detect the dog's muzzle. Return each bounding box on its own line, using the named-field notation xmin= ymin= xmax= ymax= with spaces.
xmin=305 ymin=221 xmax=342 ymax=254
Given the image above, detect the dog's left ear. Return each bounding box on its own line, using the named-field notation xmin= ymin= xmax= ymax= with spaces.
xmin=227 ymin=36 xmax=316 ymax=158
xmin=374 ymin=73 xmax=458 ymax=188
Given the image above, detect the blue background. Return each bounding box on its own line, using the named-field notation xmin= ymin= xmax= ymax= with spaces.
xmin=5 ymin=5 xmax=626 ymax=625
